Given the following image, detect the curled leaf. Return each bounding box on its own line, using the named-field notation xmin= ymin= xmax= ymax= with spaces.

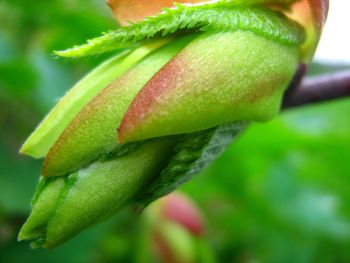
xmin=55 ymin=2 xmax=304 ymax=58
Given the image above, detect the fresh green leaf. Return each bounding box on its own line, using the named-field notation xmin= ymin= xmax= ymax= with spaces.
xmin=55 ymin=2 xmax=304 ymax=58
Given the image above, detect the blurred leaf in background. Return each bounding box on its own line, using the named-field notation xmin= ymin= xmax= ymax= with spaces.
xmin=182 ymin=96 xmax=350 ymax=263
xmin=0 ymin=0 xmax=350 ymax=262
xmin=0 ymin=0 xmax=116 ymax=209
xmin=0 ymin=1 xmax=122 ymax=262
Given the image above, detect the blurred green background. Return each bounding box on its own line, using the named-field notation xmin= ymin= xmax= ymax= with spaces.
xmin=0 ymin=0 xmax=349 ymax=262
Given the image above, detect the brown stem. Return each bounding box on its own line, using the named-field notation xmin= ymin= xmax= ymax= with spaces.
xmin=283 ymin=69 xmax=350 ymax=108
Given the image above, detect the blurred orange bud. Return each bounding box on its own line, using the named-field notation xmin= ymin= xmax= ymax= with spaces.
xmin=145 ymin=192 xmax=206 ymax=263
xmin=287 ymin=0 xmax=329 ymax=62
xmin=160 ymin=193 xmax=204 ymax=236
xmin=107 ymin=0 xmax=207 ymax=25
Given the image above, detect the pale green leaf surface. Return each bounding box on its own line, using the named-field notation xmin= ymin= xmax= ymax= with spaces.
xmin=118 ymin=31 xmax=299 ymax=143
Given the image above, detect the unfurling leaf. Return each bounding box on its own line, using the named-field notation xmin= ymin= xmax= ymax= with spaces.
xmin=55 ymin=2 xmax=304 ymax=58
xmin=19 ymin=0 xmax=328 ymax=248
